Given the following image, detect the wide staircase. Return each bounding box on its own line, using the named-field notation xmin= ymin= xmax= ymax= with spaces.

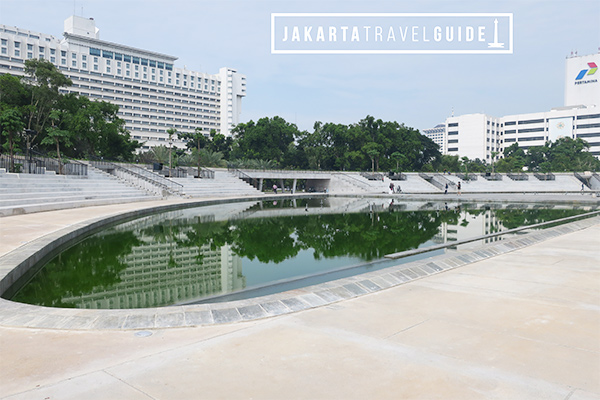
xmin=0 ymin=167 xmax=159 ymax=217
xmin=444 ymin=173 xmax=587 ymax=193
xmin=170 ymin=169 xmax=263 ymax=198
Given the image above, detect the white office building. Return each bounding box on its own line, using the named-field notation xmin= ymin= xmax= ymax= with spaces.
xmin=0 ymin=16 xmax=247 ymax=150
xmin=421 ymin=123 xmax=446 ymax=154
xmin=423 ymin=52 xmax=600 ymax=161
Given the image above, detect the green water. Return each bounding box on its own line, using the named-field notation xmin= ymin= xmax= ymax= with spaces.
xmin=9 ymin=198 xmax=591 ymax=309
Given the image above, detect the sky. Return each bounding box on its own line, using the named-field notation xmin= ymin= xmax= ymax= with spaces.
xmin=1 ymin=0 xmax=599 ymax=133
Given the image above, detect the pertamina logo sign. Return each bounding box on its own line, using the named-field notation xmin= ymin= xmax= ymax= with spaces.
xmin=575 ymin=62 xmax=598 ymax=85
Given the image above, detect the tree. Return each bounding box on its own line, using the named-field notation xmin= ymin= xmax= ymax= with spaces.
xmin=546 ymin=137 xmax=599 ymax=171
xmin=438 ymin=155 xmax=460 ymax=172
xmin=490 ymin=151 xmax=500 ymax=173
xmin=207 ymin=129 xmax=233 ymax=159
xmin=362 ymin=142 xmax=381 ymax=172
xmin=391 ymin=151 xmax=407 ymax=172
xmin=41 ymin=110 xmax=73 ymax=174
xmin=179 ymin=128 xmax=207 ymax=177
xmin=231 ymin=116 xmax=299 ymax=166
xmin=0 ymin=107 xmax=25 ymax=172
xmin=55 ymin=95 xmax=139 ymax=161
xmin=22 ymin=59 xmax=72 ymax=155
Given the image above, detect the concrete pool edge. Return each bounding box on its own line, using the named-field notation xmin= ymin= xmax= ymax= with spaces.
xmin=0 ymin=196 xmax=598 ymax=331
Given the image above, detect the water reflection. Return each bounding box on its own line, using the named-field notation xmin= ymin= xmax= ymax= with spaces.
xmin=10 ymin=198 xmax=592 ymax=309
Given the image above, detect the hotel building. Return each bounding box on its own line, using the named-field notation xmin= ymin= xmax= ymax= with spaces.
xmin=424 ymin=52 xmax=600 ymax=161
xmin=0 ymin=15 xmax=247 ymax=150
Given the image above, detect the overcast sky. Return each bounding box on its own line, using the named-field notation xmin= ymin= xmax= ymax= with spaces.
xmin=1 ymin=0 xmax=599 ymax=133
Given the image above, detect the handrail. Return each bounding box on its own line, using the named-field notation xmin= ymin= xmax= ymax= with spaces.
xmin=228 ymin=166 xmax=334 ymax=175
xmin=507 ymin=172 xmax=529 ymax=181
xmin=90 ymin=161 xmax=182 ymax=195
xmin=0 ymin=151 xmax=88 ymax=175
xmin=481 ymin=172 xmax=503 ymax=181
xmin=360 ymin=172 xmax=384 ymax=181
xmin=334 ymin=172 xmax=374 ymax=191
xmin=455 ymin=173 xmax=478 ymax=181
xmin=432 ymin=173 xmax=457 ymax=187
xmin=116 ymin=163 xmax=184 ymax=191
xmin=533 ymin=172 xmax=555 ymax=181
xmin=228 ymin=168 xmax=260 ymax=188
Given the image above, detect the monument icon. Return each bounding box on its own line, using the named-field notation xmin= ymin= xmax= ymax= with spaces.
xmin=488 ymin=19 xmax=505 ymax=48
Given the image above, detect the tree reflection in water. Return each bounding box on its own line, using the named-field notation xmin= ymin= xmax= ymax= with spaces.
xmin=9 ymin=201 xmax=588 ymax=309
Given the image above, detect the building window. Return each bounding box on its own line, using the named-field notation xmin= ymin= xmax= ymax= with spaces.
xmin=1 ymin=48 xmax=6 ymax=55
xmin=117 ymin=69 xmax=122 ymax=75
xmin=518 ymin=119 xmax=544 ymax=125
xmin=135 ymin=72 xmax=139 ymax=78
xmin=577 ymin=114 xmax=600 ymax=120
xmin=27 ymin=44 xmax=33 ymax=51
xmin=82 ymin=62 xmax=87 ymax=69
xmin=72 ymin=60 xmax=77 ymax=67
xmin=1 ymin=39 xmax=6 ymax=46
xmin=61 ymin=58 xmax=66 ymax=65
xmin=94 ymin=64 xmax=99 ymax=71
xmin=106 ymin=59 xmax=111 ymax=66
xmin=14 ymin=49 xmax=20 ymax=57
xmin=126 ymin=70 xmax=130 ymax=76
xmin=61 ymin=50 xmax=66 ymax=57
xmin=82 ymin=54 xmax=86 ymax=61
xmin=578 ymin=123 xmax=600 ymax=129
xmin=50 ymin=56 xmax=55 ymax=63
xmin=14 ymin=42 xmax=20 ymax=48
xmin=518 ymin=127 xmax=545 ymax=133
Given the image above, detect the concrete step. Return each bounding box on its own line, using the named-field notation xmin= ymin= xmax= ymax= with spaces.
xmin=0 ymin=189 xmax=147 ymax=200
xmin=0 ymin=191 xmax=152 ymax=207
xmin=0 ymin=195 xmax=159 ymax=217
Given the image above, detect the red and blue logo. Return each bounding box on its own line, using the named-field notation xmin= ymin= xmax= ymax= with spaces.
xmin=576 ymin=62 xmax=598 ymax=80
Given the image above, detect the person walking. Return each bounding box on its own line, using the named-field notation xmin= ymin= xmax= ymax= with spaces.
xmin=444 ymin=183 xmax=448 ymax=194
xmin=457 ymin=181 xmax=462 ymax=195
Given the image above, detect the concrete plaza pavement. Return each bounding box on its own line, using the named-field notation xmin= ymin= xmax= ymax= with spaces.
xmin=0 ymin=196 xmax=599 ymax=399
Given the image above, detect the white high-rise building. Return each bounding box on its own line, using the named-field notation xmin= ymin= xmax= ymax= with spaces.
xmin=422 ymin=51 xmax=600 ymax=160
xmin=0 ymin=16 xmax=247 ymax=150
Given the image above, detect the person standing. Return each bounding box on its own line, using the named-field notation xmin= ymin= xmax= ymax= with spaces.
xmin=457 ymin=181 xmax=462 ymax=195
xmin=444 ymin=183 xmax=448 ymax=194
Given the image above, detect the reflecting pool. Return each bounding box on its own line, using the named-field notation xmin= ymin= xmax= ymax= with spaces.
xmin=8 ymin=197 xmax=594 ymax=309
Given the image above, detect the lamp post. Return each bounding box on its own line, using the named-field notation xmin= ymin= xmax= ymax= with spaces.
xmin=24 ymin=129 xmax=37 ymax=174
xmin=169 ymin=135 xmax=173 ymax=178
